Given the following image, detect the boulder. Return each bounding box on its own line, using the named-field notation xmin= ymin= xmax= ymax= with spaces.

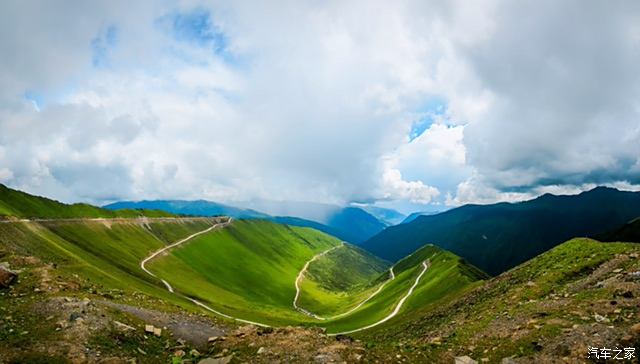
xmin=198 ymin=356 xmax=233 ymax=364
xmin=0 ymin=266 xmax=17 ymax=288
xmin=455 ymin=356 xmax=478 ymax=364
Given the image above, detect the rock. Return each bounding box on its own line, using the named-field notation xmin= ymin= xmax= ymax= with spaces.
xmin=198 ymin=356 xmax=233 ymax=364
xmin=256 ymin=347 xmax=267 ymax=354
xmin=335 ymin=334 xmax=353 ymax=342
xmin=233 ymin=324 xmax=257 ymax=337
xmin=144 ymin=324 xmax=154 ymax=334
xmin=455 ymin=356 xmax=478 ymax=364
xmin=69 ymin=312 xmax=82 ymax=322
xmin=501 ymin=358 xmax=517 ymax=364
xmin=0 ymin=266 xmax=17 ymax=288
xmin=153 ymin=327 xmax=162 ymax=337
xmin=314 ymin=354 xmax=331 ymax=364
xmin=613 ymin=268 xmax=623 ymax=273
xmin=257 ymin=326 xmax=274 ymax=335
xmin=113 ymin=321 xmax=135 ymax=331
xmin=631 ymin=323 xmax=640 ymax=336
xmin=594 ymin=314 xmax=609 ymax=323
xmin=207 ymin=336 xmax=221 ymax=343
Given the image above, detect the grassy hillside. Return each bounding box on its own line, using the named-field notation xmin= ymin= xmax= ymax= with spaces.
xmin=0 ymin=218 xmax=219 ymax=299
xmin=359 ymin=238 xmax=640 ymax=363
xmin=296 ymin=244 xmax=391 ymax=317
xmin=147 ymin=219 xmax=343 ymax=325
xmin=0 ymin=183 xmax=175 ymax=219
xmin=362 ymin=186 xmax=640 ymax=275
xmin=320 ymin=245 xmax=488 ymax=334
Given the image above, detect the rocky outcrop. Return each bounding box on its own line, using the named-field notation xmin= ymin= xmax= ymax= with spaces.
xmin=0 ymin=265 xmax=17 ymax=288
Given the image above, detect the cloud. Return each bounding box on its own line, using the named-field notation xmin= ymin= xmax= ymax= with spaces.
xmin=381 ymin=169 xmax=440 ymax=204
xmin=0 ymin=0 xmax=639 ymax=210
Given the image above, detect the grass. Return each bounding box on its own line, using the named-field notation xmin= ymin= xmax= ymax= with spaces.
xmin=147 ymin=219 xmax=342 ymax=325
xmin=0 ymin=218 xmax=221 ymax=314
xmin=320 ymin=245 xmax=487 ymax=333
xmin=357 ymin=238 xmax=640 ymax=362
xmin=0 ymin=183 xmax=175 ymax=219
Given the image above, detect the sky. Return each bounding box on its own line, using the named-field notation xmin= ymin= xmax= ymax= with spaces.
xmin=1 ymin=1 xmax=639 ymax=214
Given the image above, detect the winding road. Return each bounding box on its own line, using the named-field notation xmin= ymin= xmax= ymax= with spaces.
xmin=139 ymin=217 xmax=271 ymax=327
xmin=329 ymin=260 xmax=429 ymax=336
xmin=140 ymin=217 xmax=431 ymax=334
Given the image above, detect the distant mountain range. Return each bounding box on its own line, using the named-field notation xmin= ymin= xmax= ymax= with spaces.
xmin=104 ymin=199 xmax=388 ymax=244
xmin=360 ymin=187 xmax=640 ymax=275
xmin=401 ymin=210 xmax=443 ymax=224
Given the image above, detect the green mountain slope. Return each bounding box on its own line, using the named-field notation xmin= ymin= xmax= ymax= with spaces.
xmin=0 ymin=183 xmax=175 ymax=219
xmin=319 ymin=244 xmax=488 ymax=334
xmin=106 ymin=199 xmax=387 ymax=244
xmin=362 ymin=187 xmax=640 ymax=275
xmin=146 ymin=219 xmax=343 ymax=325
xmin=1 ymin=184 xmax=487 ymax=338
xmin=358 ymin=238 xmax=640 ymax=363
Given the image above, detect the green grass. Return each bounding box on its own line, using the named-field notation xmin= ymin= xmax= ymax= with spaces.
xmin=0 ymin=218 xmax=221 ymax=313
xmin=296 ymin=244 xmax=390 ymax=317
xmin=0 ymin=183 xmax=175 ymax=219
xmin=319 ymin=245 xmax=487 ymax=333
xmin=358 ymin=238 xmax=640 ymax=362
xmin=147 ymin=220 xmax=342 ymax=325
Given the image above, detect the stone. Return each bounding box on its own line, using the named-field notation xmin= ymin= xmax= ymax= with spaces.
xmin=631 ymin=323 xmax=640 ymax=336
xmin=257 ymin=347 xmax=266 ymax=354
xmin=314 ymin=354 xmax=331 ymax=364
xmin=594 ymin=314 xmax=609 ymax=323
xmin=198 ymin=356 xmax=233 ymax=364
xmin=113 ymin=321 xmax=135 ymax=331
xmin=144 ymin=324 xmax=154 ymax=334
xmin=69 ymin=312 xmax=82 ymax=322
xmin=0 ymin=266 xmax=17 ymax=288
xmin=153 ymin=327 xmax=162 ymax=337
xmin=455 ymin=356 xmax=478 ymax=364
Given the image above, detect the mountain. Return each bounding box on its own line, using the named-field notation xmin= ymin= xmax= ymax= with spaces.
xmin=107 ymin=199 xmax=386 ymax=244
xmin=401 ymin=210 xmax=442 ymax=224
xmin=597 ymin=217 xmax=640 ymax=243
xmin=358 ymin=238 xmax=640 ymax=363
xmin=357 ymin=206 xmax=406 ymax=225
xmin=237 ymin=200 xmax=387 ymax=243
xmin=103 ymin=199 xmax=269 ymax=219
xmin=0 ymin=184 xmax=486 ymax=337
xmin=361 ymin=186 xmax=640 ymax=275
xmin=0 ymin=183 xmax=174 ymax=219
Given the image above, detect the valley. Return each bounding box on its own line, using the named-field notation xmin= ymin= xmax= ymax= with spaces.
xmin=1 ymin=184 xmax=640 ymax=363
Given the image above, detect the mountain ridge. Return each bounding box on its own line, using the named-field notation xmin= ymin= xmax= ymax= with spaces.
xmin=361 ymin=186 xmax=640 ymax=275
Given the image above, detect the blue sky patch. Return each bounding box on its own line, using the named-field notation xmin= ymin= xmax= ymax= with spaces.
xmin=160 ymin=8 xmax=228 ymax=55
xmin=24 ymin=90 xmax=44 ymax=111
xmin=409 ymin=98 xmax=447 ymax=141
xmin=91 ymin=25 xmax=118 ymax=68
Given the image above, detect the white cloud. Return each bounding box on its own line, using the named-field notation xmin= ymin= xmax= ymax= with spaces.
xmin=0 ymin=0 xmax=639 ymax=209
xmin=382 ymin=168 xmax=440 ymax=204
